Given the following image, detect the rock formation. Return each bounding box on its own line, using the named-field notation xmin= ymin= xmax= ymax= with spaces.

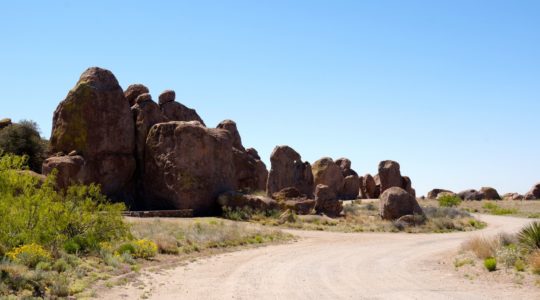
xmin=46 ymin=67 xmax=136 ymax=200
xmin=124 ymin=84 xmax=149 ymax=107
xmin=217 ymin=120 xmax=268 ymax=192
xmin=378 ymin=160 xmax=402 ymax=194
xmin=427 ymin=189 xmax=453 ymax=199
xmin=143 ymin=121 xmax=235 ymax=215
xmin=457 ymin=189 xmax=483 ymax=201
xmin=379 ymin=187 xmax=424 ymax=220
xmin=158 ymin=90 xmax=206 ymax=126
xmin=335 ymin=157 xmax=360 ymax=200
xmin=525 ymin=183 xmax=540 ymax=200
xmin=0 ymin=118 xmax=11 ymax=129
xmin=312 ymin=157 xmax=344 ymax=196
xmin=360 ymin=174 xmax=378 ymax=199
xmin=218 ymin=191 xmax=278 ymax=211
xmin=480 ymin=187 xmax=501 ymax=200
xmin=266 ymin=146 xmax=314 ymax=197
xmin=314 ymin=184 xmax=342 ymax=217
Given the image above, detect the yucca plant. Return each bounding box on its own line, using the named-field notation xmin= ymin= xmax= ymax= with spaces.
xmin=518 ymin=221 xmax=540 ymax=250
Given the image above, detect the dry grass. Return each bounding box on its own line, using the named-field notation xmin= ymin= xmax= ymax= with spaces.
xmin=419 ymin=199 xmax=540 ymax=218
xmin=530 ymin=250 xmax=540 ymax=275
xmin=461 ymin=236 xmax=500 ymax=259
xmin=128 ymin=217 xmax=292 ymax=253
xmin=226 ymin=200 xmax=485 ymax=233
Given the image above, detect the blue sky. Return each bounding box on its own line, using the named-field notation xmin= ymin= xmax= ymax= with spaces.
xmin=1 ymin=0 xmax=539 ymax=196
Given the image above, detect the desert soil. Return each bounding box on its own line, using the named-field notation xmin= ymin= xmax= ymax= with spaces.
xmin=99 ymin=214 xmax=540 ymax=300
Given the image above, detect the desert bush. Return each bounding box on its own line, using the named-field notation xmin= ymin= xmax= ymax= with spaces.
xmin=0 ymin=120 xmax=47 ymax=172
xmin=496 ymin=244 xmax=523 ymax=269
xmin=6 ymin=244 xmax=51 ymax=268
xmin=462 ymin=236 xmax=499 ymax=259
xmin=116 ymin=243 xmax=137 ymax=255
xmin=438 ymin=194 xmax=462 ymax=207
xmin=484 ymin=257 xmax=497 ymax=272
xmin=0 ymin=154 xmax=129 ymax=252
xmin=132 ymin=240 xmax=158 ymax=259
xmin=529 ymin=250 xmax=540 ymax=275
xmin=518 ymin=221 xmax=540 ymax=250
xmin=423 ymin=206 xmax=470 ymax=219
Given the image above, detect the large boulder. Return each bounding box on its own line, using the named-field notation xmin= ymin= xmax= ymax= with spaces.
xmin=0 ymin=118 xmax=11 ymax=130
xmin=47 ymin=67 xmax=136 ymax=199
xmin=378 ymin=160 xmax=402 ymax=194
xmin=217 ymin=120 xmax=244 ymax=151
xmin=232 ymin=148 xmax=268 ymax=192
xmin=480 ymin=187 xmax=501 ymax=200
xmin=379 ymin=187 xmax=424 ymax=220
xmin=502 ymin=193 xmax=524 ymax=201
xmin=341 ymin=175 xmax=360 ymax=200
xmin=525 ymin=183 xmax=540 ymax=200
xmin=218 ymin=191 xmax=278 ymax=211
xmin=360 ymin=174 xmax=378 ymax=199
xmin=42 ymin=155 xmax=86 ymax=190
xmin=314 ymin=184 xmax=342 ymax=217
xmin=335 ymin=157 xmax=359 ymax=199
xmin=427 ymin=189 xmax=453 ymax=199
xmin=458 ymin=189 xmax=483 ymax=201
xmin=158 ymin=90 xmax=206 ymax=126
xmin=124 ymin=84 xmax=149 ymax=107
xmin=271 ymin=187 xmax=315 ymax=215
xmin=143 ymin=121 xmax=235 ymax=215
xmin=266 ymin=146 xmax=314 ymax=197
xmin=312 ymin=157 xmax=344 ymax=196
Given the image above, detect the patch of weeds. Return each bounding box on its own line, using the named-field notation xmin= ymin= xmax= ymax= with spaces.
xmin=454 ymin=257 xmax=474 ymax=268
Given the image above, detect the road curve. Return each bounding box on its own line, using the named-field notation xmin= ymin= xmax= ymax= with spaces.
xmin=101 ymin=215 xmax=539 ymax=300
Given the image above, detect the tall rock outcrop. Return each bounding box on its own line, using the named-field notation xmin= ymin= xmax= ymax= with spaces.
xmin=335 ymin=157 xmax=359 ymax=200
xmin=45 ymin=67 xmax=136 ymax=200
xmin=217 ymin=120 xmax=268 ymax=192
xmin=360 ymin=174 xmax=378 ymax=199
xmin=267 ymin=145 xmax=314 ymax=197
xmin=312 ymin=157 xmax=344 ymax=196
xmin=144 ymin=121 xmax=235 ymax=215
xmin=131 ymin=93 xmax=166 ymax=206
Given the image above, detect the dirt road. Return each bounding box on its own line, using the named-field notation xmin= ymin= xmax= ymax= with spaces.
xmin=101 ymin=215 xmax=539 ymax=300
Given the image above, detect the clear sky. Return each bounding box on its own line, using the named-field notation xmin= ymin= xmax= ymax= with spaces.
xmin=1 ymin=0 xmax=539 ymax=196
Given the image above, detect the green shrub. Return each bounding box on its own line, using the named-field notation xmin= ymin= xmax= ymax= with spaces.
xmin=514 ymin=259 xmax=525 ymax=272
xmin=63 ymin=240 xmax=81 ymax=254
xmin=117 ymin=243 xmax=136 ymax=255
xmin=0 ymin=120 xmax=47 ymax=172
xmin=438 ymin=195 xmax=462 ymax=207
xmin=0 ymin=154 xmax=129 ymax=252
xmin=52 ymin=258 xmax=69 ymax=273
xmin=6 ymin=244 xmax=51 ymax=268
xmin=484 ymin=257 xmax=497 ymax=272
xmin=518 ymin=221 xmax=540 ymax=250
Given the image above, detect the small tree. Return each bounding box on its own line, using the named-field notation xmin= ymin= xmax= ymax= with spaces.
xmin=0 ymin=119 xmax=48 ymax=172
xmin=438 ymin=194 xmax=462 ymax=207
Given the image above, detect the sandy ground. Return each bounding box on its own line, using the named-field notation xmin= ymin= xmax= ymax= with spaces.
xmin=99 ymin=215 xmax=539 ymax=300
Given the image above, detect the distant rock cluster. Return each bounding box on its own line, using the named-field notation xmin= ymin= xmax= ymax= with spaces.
xmin=426 ymin=183 xmax=540 ymax=201
xmin=38 ymin=67 xmax=434 ymax=218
